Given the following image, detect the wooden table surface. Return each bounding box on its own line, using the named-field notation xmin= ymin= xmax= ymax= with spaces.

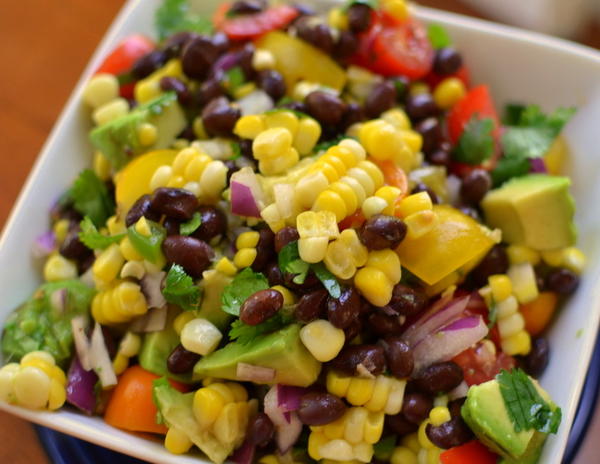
xmin=0 ymin=1 xmax=598 ymax=463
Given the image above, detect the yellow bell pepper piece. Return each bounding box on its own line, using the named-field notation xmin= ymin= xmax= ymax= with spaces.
xmin=255 ymin=31 xmax=347 ymax=95
xmin=396 ymin=205 xmax=497 ymax=285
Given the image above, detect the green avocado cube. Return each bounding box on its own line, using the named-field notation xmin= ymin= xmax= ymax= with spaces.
xmin=193 ymin=324 xmax=321 ymax=387
xmin=481 ymin=174 xmax=576 ymax=251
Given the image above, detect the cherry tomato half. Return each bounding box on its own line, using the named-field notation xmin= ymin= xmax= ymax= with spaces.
xmin=213 ymin=3 xmax=299 ymax=41
xmin=453 ymin=343 xmax=516 ymax=386
xmin=96 ymin=34 xmax=154 ymax=76
xmin=446 ymin=84 xmax=500 ymax=144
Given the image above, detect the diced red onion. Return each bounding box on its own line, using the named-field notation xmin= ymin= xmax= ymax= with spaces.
xmin=529 ymin=157 xmax=548 ymax=173
xmin=90 ymin=322 xmax=117 ymax=388
xmin=49 ymin=288 xmax=68 ymax=314
xmin=129 ymin=307 xmax=167 ymax=333
xmin=231 ymin=440 xmax=255 ymax=464
xmin=236 ymin=363 xmax=276 ymax=383
xmin=66 ymin=355 xmax=98 ymax=415
xmin=401 ymin=295 xmax=470 ymax=347
xmin=277 ymin=385 xmax=306 ymax=414
xmin=264 ymin=385 xmax=303 ymax=453
xmin=412 ymin=315 xmax=488 ymax=373
xmin=213 ymin=52 xmax=239 ymax=74
xmin=71 ymin=316 xmax=92 ymax=371
xmin=140 ymin=271 xmax=166 ymax=309
xmin=32 ymin=231 xmax=56 ymax=258
xmin=230 ymin=167 xmax=265 ymax=218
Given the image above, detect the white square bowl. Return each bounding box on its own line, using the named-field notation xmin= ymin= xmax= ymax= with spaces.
xmin=1 ymin=1 xmax=600 ymax=463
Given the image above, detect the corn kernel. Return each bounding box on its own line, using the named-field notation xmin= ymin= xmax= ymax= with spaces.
xmin=173 ymin=311 xmax=196 ymax=335
xmin=236 ymin=231 xmax=260 ymax=249
xmin=363 ymin=411 xmax=385 ymax=444
xmin=193 ymin=387 xmax=226 ymax=429
xmin=53 ymin=219 xmax=70 ymax=244
xmin=354 ymin=442 xmax=374 ymax=463
xmin=366 ymin=249 xmax=402 ymax=284
xmin=313 ymin=190 xmax=348 ymax=222
xmin=562 ymin=247 xmax=586 ymax=274
xmin=13 ymin=366 xmax=50 ymax=409
xmin=341 ymin=176 xmax=367 ymax=208
xmin=93 ymin=243 xmax=125 ymax=285
xmin=225 ymin=382 xmax=248 ymax=402
xmin=382 ymin=109 xmax=411 ymax=130
xmin=329 ymin=181 xmax=359 ymax=215
xmin=347 ymin=167 xmax=376 ymax=197
xmin=134 ymin=217 xmax=152 ymax=237
xmin=294 ymin=117 xmax=322 ymax=156
xmin=344 ymin=407 xmax=368 ymax=443
xmin=347 ymin=378 xmax=375 ymax=406
xmin=354 ymin=267 xmax=394 ymax=307
xmin=498 ymin=312 xmax=525 ymax=338
xmin=138 ymin=122 xmax=158 ymax=146
xmin=252 ymin=49 xmax=276 ymax=71
xmin=362 ymin=196 xmax=388 ymax=219
xmin=213 ymin=402 xmax=241 ymax=444
xmin=82 ymin=73 xmax=119 ymax=108
xmin=265 ymin=111 xmax=299 ymax=136
xmin=507 ymin=245 xmax=541 ymax=266
xmin=507 ymin=263 xmax=539 ymax=304
xmin=112 ymin=353 xmax=129 ymax=375
xmin=320 ymin=439 xmax=355 ymax=461
xmin=165 ymin=427 xmax=193 ymax=454
xmin=47 ymin=379 xmax=66 ymax=410
xmin=409 ymin=82 xmax=430 ymax=96
xmin=192 ymin=116 xmax=208 ymax=140
xmin=215 ymin=257 xmax=237 ymax=276
xmin=501 ymin=330 xmax=531 ymax=356
xmin=297 ymin=210 xmax=340 ymax=238
xmin=271 ymin=285 xmax=296 ymax=306
xmin=489 ymin=274 xmax=513 ymax=302
xmin=391 ymin=446 xmax=418 ymax=464
xmin=295 ymin=172 xmax=330 ymax=209
xmin=399 ymin=129 xmax=424 ymax=154
xmin=181 ymin=318 xmax=223 ymax=356
xmin=308 ymin=432 xmax=329 ymax=460
xmin=381 ymin=0 xmax=409 ymax=21
xmin=253 ymin=127 xmax=293 ymax=160
xmin=234 ymin=115 xmax=266 ymax=140
xmin=92 ymin=98 xmax=129 ymax=126
xmin=401 ymin=433 xmax=421 ymax=454
xmin=327 ymin=371 xmax=352 ymax=398
xmin=93 ymin=151 xmax=112 ymax=181
xmin=376 ymin=186 xmax=402 ymax=213
xmin=120 ymin=236 xmax=143 ymax=261
xmin=150 ymin=165 xmax=173 ymax=191
xmin=496 ymin=295 xmax=519 ymax=319
xmin=397 ymin=192 xmax=433 ymax=218
xmin=433 ymin=77 xmax=467 ymax=110
xmin=384 ymin=379 xmax=406 ymax=415
xmin=298 ymin=236 xmax=329 ymax=263
xmin=44 ymin=254 xmax=78 ymax=282
xmin=234 ymin=248 xmax=258 ymax=268
xmin=418 ymin=420 xmax=436 ymax=449
xmin=364 ymin=375 xmax=391 ymax=412
xmin=541 ymin=249 xmax=564 ymax=267
xmin=429 ymin=406 xmax=451 ymax=426
xmin=292 ymin=80 xmax=321 ymax=101
xmin=328 ymin=7 xmax=349 ymax=29
xmin=233 ymin=82 xmax=256 ymax=99
xmin=300 ymin=319 xmax=345 ymax=362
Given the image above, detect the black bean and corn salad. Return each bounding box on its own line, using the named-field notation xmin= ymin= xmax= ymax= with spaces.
xmin=0 ymin=0 xmax=584 ymax=463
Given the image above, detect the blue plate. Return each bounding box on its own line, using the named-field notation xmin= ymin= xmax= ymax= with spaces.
xmin=36 ymin=338 xmax=600 ymax=463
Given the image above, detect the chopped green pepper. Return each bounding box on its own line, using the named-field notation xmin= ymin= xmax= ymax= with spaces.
xmin=127 ymin=220 xmax=167 ymax=265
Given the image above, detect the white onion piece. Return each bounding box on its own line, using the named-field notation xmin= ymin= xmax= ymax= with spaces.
xmin=448 ymin=381 xmax=469 ymax=400
xmin=237 ymin=90 xmax=274 ymax=116
xmin=129 ymin=306 xmax=167 ymax=333
xmin=412 ymin=316 xmax=489 ymax=373
xmin=90 ymin=322 xmax=117 ymax=388
xmin=71 ymin=316 xmax=92 ymax=371
xmin=237 ymin=363 xmax=276 ymax=383
xmin=230 ymin=167 xmax=266 ymax=218
xmin=445 ymin=175 xmax=462 ymax=206
xmin=264 ymin=385 xmax=303 ymax=453
xmin=140 ymin=271 xmax=166 ymax=309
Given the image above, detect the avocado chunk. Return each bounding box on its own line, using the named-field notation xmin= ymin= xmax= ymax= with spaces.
xmin=138 ymin=308 xmax=192 ymax=384
xmin=461 ymin=378 xmax=556 ymax=462
xmin=481 ymin=174 xmax=576 ymax=251
xmin=193 ymin=324 xmax=321 ymax=387
xmin=2 ymin=280 xmax=95 ymax=367
xmin=153 ymin=378 xmax=238 ymax=464
xmin=90 ymin=92 xmax=186 ymax=170
xmin=196 ymin=270 xmax=233 ymax=331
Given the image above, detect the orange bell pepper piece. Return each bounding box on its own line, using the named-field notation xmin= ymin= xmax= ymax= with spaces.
xmin=520 ymin=291 xmax=559 ymax=337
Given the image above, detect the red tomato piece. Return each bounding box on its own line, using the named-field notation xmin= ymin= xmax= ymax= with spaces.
xmin=339 ymin=210 xmax=366 ymax=231
xmin=214 ymin=3 xmax=299 ymax=40
xmin=96 ymin=34 xmax=154 ymax=76
xmin=351 ymin=14 xmax=434 ymax=79
xmin=446 ymin=85 xmax=500 ymax=144
xmin=440 ymin=440 xmax=499 ymax=464
xmin=453 ymin=342 xmax=516 ymax=386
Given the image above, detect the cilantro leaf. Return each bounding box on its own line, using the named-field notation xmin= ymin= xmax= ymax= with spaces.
xmin=518 ymin=105 xmax=576 ymax=135
xmin=278 ymin=241 xmax=310 ymax=284
xmin=487 ymin=299 xmax=498 ymax=330
xmin=78 ymin=216 xmax=125 ymax=250
xmin=373 ymin=436 xmax=397 ymax=460
xmin=491 ymin=152 xmax=531 ymax=186
xmin=229 ymin=312 xmax=294 ymax=345
xmin=497 ymin=369 xmax=562 ymax=434
xmin=502 ymin=127 xmax=556 ymax=160
xmin=312 ymin=263 xmax=342 ymax=298
xmin=427 ymin=24 xmax=452 ymax=49
xmin=230 ymin=142 xmax=242 ymax=160
xmin=453 ymin=117 xmax=495 ymax=165
xmin=162 ymin=264 xmax=201 ymax=311
xmin=223 ymin=66 xmax=245 ymax=93
xmin=180 ymin=212 xmax=202 ymax=236
xmin=69 ymin=169 xmax=115 ymax=228
xmin=221 ymin=268 xmax=269 ymax=316
xmin=155 ymin=0 xmax=213 ymax=41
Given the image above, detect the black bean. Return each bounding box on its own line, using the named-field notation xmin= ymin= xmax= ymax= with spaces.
xmin=405 ymin=93 xmax=439 ymax=121
xmin=359 ymin=214 xmax=407 ymax=250
xmin=160 ymin=76 xmax=191 ymax=106
xmin=162 ymin=236 xmax=214 ymax=278
xmin=212 ymin=32 xmax=230 ymax=56
xmin=284 ymin=270 xmax=321 ymax=294
xmin=387 ymin=283 xmax=428 ymax=317
xmin=401 ymin=392 xmax=433 ymax=424
xmin=167 ymin=344 xmax=201 ymax=374
xmin=460 ymin=169 xmax=492 ymax=205
xmin=280 ymin=100 xmax=308 ymax=114
xmin=328 ymin=287 xmax=361 ymax=329
xmin=305 ymin=91 xmax=347 ymax=127
xmin=257 ymin=69 xmax=286 ymax=101
xmin=382 ymin=337 xmax=414 ymax=378
xmin=521 ymin=338 xmax=550 ymax=378
xmin=240 ymin=289 xmax=283 ymax=325
xmin=368 ymin=311 xmax=404 ymax=337
xmin=341 ymin=102 xmax=365 ymax=130
xmin=251 ymin=228 xmax=276 ymax=272
xmin=238 ymin=139 xmax=254 ymax=159
xmin=266 ymin=262 xmax=285 ymax=287
xmin=150 ymin=187 xmax=199 ymax=220
xmin=386 ymin=413 xmax=419 ymax=436
xmin=296 ymin=18 xmax=335 ymax=54
xmin=201 ymin=97 xmax=241 ymax=137
xmin=59 ymin=226 xmax=91 ymax=261
xmin=433 ymin=48 xmax=463 ymax=76
xmin=426 ymin=417 xmax=473 ymax=449
xmin=334 ymin=30 xmax=359 ymax=60
xmin=415 ymin=117 xmax=442 ymax=156
xmin=471 ymin=245 xmax=509 ymax=287
xmin=427 ymin=142 xmax=452 ymax=168
xmin=163 ymin=218 xmax=181 ymax=236
xmin=236 ymin=43 xmax=256 ymax=80
xmin=182 ymin=36 xmax=219 ymax=80
xmin=293 ymin=3 xmax=315 ymax=16
xmin=163 ymin=32 xmax=196 ymax=59
xmin=295 ymin=289 xmax=328 ymax=323
xmin=546 ymin=268 xmax=579 ymax=295
xmin=228 ymin=0 xmax=265 ymax=16
xmin=131 ymin=50 xmax=167 ymax=79
xmin=126 ymin=194 xmax=160 ymax=227
xmin=448 ymin=398 xmax=466 ymax=418
xmin=196 ymin=79 xmax=224 ymax=108
xmin=178 ymin=125 xmax=195 ymax=141
xmin=192 ymin=206 xmax=227 ymax=243
xmin=297 ymin=392 xmax=347 ymax=426
xmin=247 ymin=412 xmax=274 ymax=447
xmin=411 ymin=183 xmax=440 ymax=205
xmin=329 ymin=344 xmax=386 ymax=376
xmin=390 ymin=76 xmax=410 ymax=103
xmin=365 ymin=81 xmax=397 ymax=119
xmin=274 ymin=227 xmax=300 ymax=253
xmin=344 ymin=317 xmax=363 ymax=343
xmin=414 ymin=362 xmax=464 ymax=394
xmin=347 ymin=3 xmax=372 ymax=32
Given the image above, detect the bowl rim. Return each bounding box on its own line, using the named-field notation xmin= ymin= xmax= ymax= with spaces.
xmin=1 ymin=1 xmax=599 ymax=463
